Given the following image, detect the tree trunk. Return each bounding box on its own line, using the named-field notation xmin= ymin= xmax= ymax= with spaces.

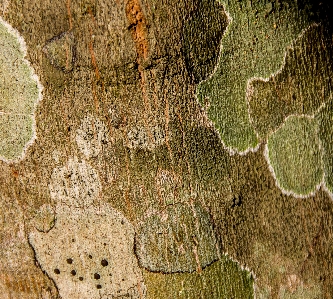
xmin=0 ymin=0 xmax=332 ymax=298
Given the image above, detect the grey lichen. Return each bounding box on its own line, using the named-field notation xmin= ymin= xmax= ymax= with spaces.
xmin=135 ymin=202 xmax=220 ymax=273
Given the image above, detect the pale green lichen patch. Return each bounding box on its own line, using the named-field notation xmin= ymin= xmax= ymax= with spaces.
xmin=248 ymin=24 xmax=333 ymax=139
xmin=266 ymin=116 xmax=323 ymax=196
xmin=316 ymin=97 xmax=333 ymax=194
xmin=144 ymin=257 xmax=254 ymax=299
xmin=0 ymin=18 xmax=42 ymax=161
xmin=197 ymin=0 xmax=315 ymax=152
xmin=135 ymin=203 xmax=220 ymax=273
xmin=0 ymin=114 xmax=34 ymax=161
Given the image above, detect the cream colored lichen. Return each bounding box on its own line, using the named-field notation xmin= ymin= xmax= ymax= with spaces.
xmin=48 ymin=156 xmax=101 ymax=208
xmin=75 ymin=114 xmax=109 ymax=159
xmin=29 ymin=157 xmax=146 ymax=299
xmin=127 ymin=125 xmax=165 ymax=150
xmin=0 ymin=17 xmax=42 ymax=162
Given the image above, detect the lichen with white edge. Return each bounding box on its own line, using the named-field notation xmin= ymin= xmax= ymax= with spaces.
xmin=0 ymin=17 xmax=42 ymax=162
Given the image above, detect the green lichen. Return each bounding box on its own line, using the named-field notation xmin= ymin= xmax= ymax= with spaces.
xmin=0 ymin=18 xmax=42 ymax=161
xmin=266 ymin=116 xmax=323 ymax=196
xmin=248 ymin=24 xmax=333 ymax=139
xmin=197 ymin=0 xmax=314 ymax=152
xmin=0 ymin=114 xmax=34 ymax=161
xmin=144 ymin=257 xmax=254 ymax=299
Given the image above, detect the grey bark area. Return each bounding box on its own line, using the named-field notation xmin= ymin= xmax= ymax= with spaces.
xmin=0 ymin=0 xmax=333 ymax=299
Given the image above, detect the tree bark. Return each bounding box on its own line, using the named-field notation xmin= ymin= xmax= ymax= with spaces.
xmin=0 ymin=0 xmax=333 ymax=298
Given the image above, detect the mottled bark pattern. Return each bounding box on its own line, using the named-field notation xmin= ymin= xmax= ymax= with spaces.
xmin=0 ymin=0 xmax=333 ymax=298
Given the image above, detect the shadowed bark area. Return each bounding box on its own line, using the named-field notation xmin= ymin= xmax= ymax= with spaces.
xmin=0 ymin=0 xmax=333 ymax=298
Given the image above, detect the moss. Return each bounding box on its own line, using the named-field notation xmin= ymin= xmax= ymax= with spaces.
xmin=144 ymin=257 xmax=254 ymax=299
xmin=267 ymin=116 xmax=323 ymax=196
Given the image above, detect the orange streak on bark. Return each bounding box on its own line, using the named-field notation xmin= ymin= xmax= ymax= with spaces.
xmin=66 ymin=0 xmax=73 ymax=30
xmin=125 ymin=1 xmax=155 ymax=146
xmin=125 ymin=0 xmax=149 ymax=61
xmin=88 ymin=6 xmax=98 ymax=27
xmin=88 ymin=32 xmax=100 ymax=80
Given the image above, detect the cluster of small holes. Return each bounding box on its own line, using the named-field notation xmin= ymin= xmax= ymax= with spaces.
xmin=53 ymin=256 xmax=110 ymax=289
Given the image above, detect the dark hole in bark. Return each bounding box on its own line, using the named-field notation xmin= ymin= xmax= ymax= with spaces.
xmin=54 ymin=269 xmax=60 ymax=274
xmin=101 ymin=259 xmax=108 ymax=267
xmin=94 ymin=273 xmax=101 ymax=280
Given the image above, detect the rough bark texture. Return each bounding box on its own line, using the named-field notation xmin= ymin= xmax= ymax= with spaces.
xmin=1 ymin=0 xmax=333 ymax=298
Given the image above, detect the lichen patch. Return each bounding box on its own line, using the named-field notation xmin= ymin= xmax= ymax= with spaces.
xmin=48 ymin=156 xmax=101 ymax=208
xmin=43 ymin=31 xmax=75 ymax=72
xmin=75 ymin=114 xmax=109 ymax=159
xmin=29 ymin=203 xmax=146 ymax=299
xmin=135 ymin=203 xmax=220 ymax=273
xmin=0 ymin=17 xmax=42 ymax=162
xmin=266 ymin=115 xmax=323 ymax=197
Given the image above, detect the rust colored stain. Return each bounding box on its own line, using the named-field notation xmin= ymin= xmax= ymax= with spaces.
xmin=126 ymin=0 xmax=149 ymax=61
xmin=66 ymin=0 xmax=73 ymax=30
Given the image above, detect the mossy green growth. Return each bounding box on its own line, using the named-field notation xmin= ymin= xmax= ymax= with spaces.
xmin=144 ymin=257 xmax=254 ymax=299
xmin=0 ymin=18 xmax=41 ymax=161
xmin=316 ymin=98 xmax=333 ymax=194
xmin=197 ymin=0 xmax=313 ymax=152
xmin=267 ymin=116 xmax=323 ymax=196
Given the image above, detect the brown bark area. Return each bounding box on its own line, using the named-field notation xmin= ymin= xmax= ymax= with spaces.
xmin=0 ymin=0 xmax=333 ymax=298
